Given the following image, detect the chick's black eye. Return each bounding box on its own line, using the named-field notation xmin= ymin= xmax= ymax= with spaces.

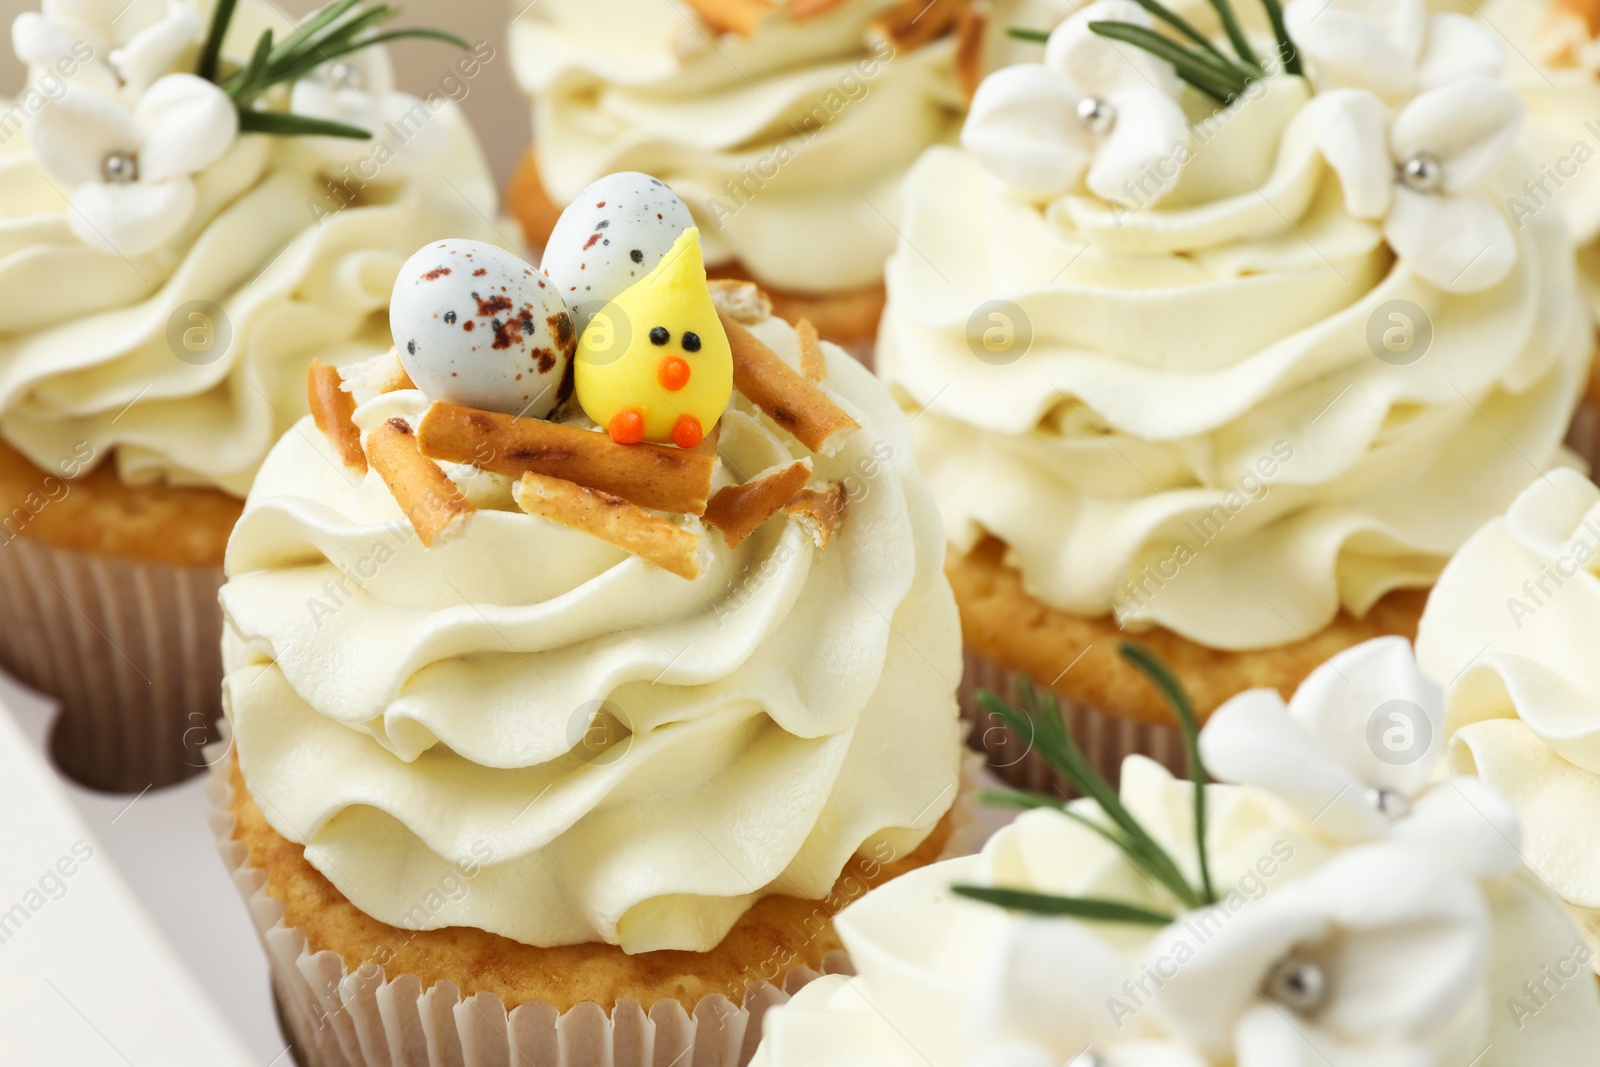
xmin=649 ymin=326 xmax=670 ymax=346
xmin=681 ymin=331 xmax=701 ymax=353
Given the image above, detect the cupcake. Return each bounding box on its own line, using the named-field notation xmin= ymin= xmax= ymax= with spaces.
xmin=877 ymin=0 xmax=1592 ymax=787
xmin=0 ymin=0 xmax=506 ymax=790
xmin=1416 ymin=467 xmax=1600 ymax=970
xmin=755 ymin=638 xmax=1600 ymax=1066
xmin=506 ymin=0 xmax=1028 ymax=352
xmin=213 ymin=187 xmax=968 ymax=1064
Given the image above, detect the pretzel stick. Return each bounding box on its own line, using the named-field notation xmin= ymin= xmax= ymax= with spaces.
xmin=705 ymin=459 xmax=814 ymax=548
xmin=365 ymin=418 xmax=474 ymax=547
xmin=789 ymin=0 xmax=849 ymax=18
xmin=797 ymin=318 xmax=827 ymax=381
xmin=869 ymin=0 xmax=968 ymax=51
xmin=719 ymin=311 xmax=859 ymax=455
xmin=708 ymin=279 xmax=773 ymax=324
xmin=514 ymin=472 xmax=703 ymax=580
xmin=785 ymin=482 xmax=847 ymax=549
xmin=1554 ymin=0 xmax=1600 ymax=36
xmin=955 ymin=3 xmax=988 ymax=101
xmin=418 ymin=402 xmax=715 ymax=515
xmin=339 ymin=348 xmax=415 ymax=397
xmin=307 ymin=360 xmax=367 ymax=473
xmin=684 ymin=0 xmax=772 ymax=36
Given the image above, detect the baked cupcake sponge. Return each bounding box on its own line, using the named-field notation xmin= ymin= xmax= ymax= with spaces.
xmin=227 ymin=756 xmax=954 ymax=1013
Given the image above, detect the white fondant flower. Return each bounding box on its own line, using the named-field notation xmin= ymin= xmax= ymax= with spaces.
xmin=1145 ymin=844 xmax=1492 ymax=1063
xmin=1200 ymin=636 xmax=1522 ymax=878
xmin=961 ymin=0 xmax=1191 ymax=205
xmin=28 ymin=74 xmax=238 ymax=256
xmin=1307 ymin=76 xmax=1524 ymax=292
xmin=11 ymin=0 xmax=203 ymax=97
xmin=1284 ymin=0 xmax=1504 ymax=102
xmin=289 ymin=45 xmax=445 ymax=179
xmin=966 ymin=918 xmax=1206 ymax=1067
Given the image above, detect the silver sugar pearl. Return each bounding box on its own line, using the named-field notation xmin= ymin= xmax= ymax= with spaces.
xmin=329 ymin=61 xmax=366 ymax=89
xmin=1399 ymin=152 xmax=1444 ymax=193
xmin=1076 ymin=96 xmax=1117 ymax=136
xmin=1067 ymin=1052 xmax=1104 ymax=1067
xmin=101 ymin=149 xmax=138 ymax=184
xmin=1267 ymin=954 xmax=1329 ymax=1014
xmin=1366 ymin=785 xmax=1412 ymax=820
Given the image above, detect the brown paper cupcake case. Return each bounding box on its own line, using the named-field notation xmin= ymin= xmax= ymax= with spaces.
xmin=957 ymin=647 xmax=1187 ymax=794
xmin=0 ymin=536 xmax=224 ymax=792
xmin=210 ymin=750 xmax=983 ymax=1067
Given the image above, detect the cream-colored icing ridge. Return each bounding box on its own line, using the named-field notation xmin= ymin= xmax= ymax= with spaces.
xmin=880 ymin=74 xmax=1589 ymax=651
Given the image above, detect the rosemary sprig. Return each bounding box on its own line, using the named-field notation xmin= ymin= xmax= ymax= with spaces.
xmin=1260 ymin=0 xmax=1301 ymax=75
xmin=197 ymin=0 xmax=238 ymax=82
xmin=978 ymin=683 xmax=1201 ymax=908
xmin=1088 ymin=21 xmax=1247 ymax=103
xmin=1009 ymin=0 xmax=1299 ymax=107
xmin=963 ymin=647 xmax=1224 ymax=926
xmin=952 ymin=886 xmax=1175 ymax=926
xmin=198 ymin=0 xmax=469 ymax=140
xmin=1119 ymin=642 xmax=1215 ymax=905
xmin=237 ymin=109 xmax=372 ymax=138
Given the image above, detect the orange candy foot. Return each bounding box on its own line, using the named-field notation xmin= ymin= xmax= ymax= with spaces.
xmin=672 ymin=414 xmax=704 ymax=450
xmin=608 ymin=409 xmax=645 ymax=445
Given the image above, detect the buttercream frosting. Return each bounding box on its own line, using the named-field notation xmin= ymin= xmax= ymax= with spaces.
xmin=220 ymin=314 xmax=963 ymax=952
xmin=755 ymin=755 xmax=1600 ymax=1065
xmin=1480 ymin=0 xmax=1600 ymax=320
xmin=509 ymin=0 xmax=1049 ymax=294
xmin=881 ymin=61 xmax=1589 ymax=650
xmin=1417 ymin=466 xmax=1600 ymax=972
xmin=0 ymin=1 xmax=506 ymax=495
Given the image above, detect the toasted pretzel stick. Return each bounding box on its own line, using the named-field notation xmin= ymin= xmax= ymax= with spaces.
xmin=869 ymin=0 xmax=968 ymax=51
xmin=694 ymin=420 xmax=724 ymax=456
xmin=789 ymin=0 xmax=849 ymax=19
xmin=719 ymin=311 xmax=859 ymax=455
xmin=1554 ymin=0 xmax=1600 ymax=36
xmin=418 ymin=402 xmax=715 ymax=515
xmin=308 ymin=360 xmax=367 ymax=473
xmin=366 ymin=418 xmax=473 ymax=547
xmin=684 ymin=0 xmax=772 ymax=36
xmin=955 ymin=3 xmax=988 ymax=101
xmin=339 ymin=348 xmax=415 ymax=397
xmin=705 ymin=458 xmax=814 ymax=548
xmin=786 ymin=482 xmax=847 ymax=549
xmin=797 ymin=318 xmax=827 ymax=381
xmin=514 ymin=472 xmax=703 ymax=580
xmin=708 ymin=279 xmax=772 ymax=324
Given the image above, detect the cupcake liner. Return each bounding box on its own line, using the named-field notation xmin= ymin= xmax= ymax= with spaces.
xmin=1566 ymin=397 xmax=1600 ymax=474
xmin=211 ymin=748 xmax=982 ymax=1067
xmin=958 ymin=648 xmax=1187 ymax=793
xmin=0 ymin=536 xmax=224 ymax=792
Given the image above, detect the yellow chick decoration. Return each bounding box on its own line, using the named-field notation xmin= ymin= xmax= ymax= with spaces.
xmin=574 ymin=228 xmax=733 ymax=449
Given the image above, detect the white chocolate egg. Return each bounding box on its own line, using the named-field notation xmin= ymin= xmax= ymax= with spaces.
xmin=391 ymin=240 xmax=575 ymax=419
xmin=540 ymin=172 xmax=695 ymax=333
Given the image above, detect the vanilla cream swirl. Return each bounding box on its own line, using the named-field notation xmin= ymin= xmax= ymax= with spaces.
xmin=880 ymin=75 xmax=1590 ymax=651
xmin=1417 ymin=467 xmax=1600 ymax=971
xmin=510 ymin=0 xmax=1044 ymax=293
xmin=0 ymin=13 xmax=504 ymax=496
xmin=1481 ymin=0 xmax=1600 ymax=319
xmin=220 ymin=317 xmax=961 ymax=952
xmin=754 ymin=757 xmax=1598 ymax=1066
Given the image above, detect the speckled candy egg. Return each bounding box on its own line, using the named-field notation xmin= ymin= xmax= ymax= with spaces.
xmin=391 ymin=240 xmax=575 ymax=419
xmin=540 ymin=172 xmax=695 ymax=333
